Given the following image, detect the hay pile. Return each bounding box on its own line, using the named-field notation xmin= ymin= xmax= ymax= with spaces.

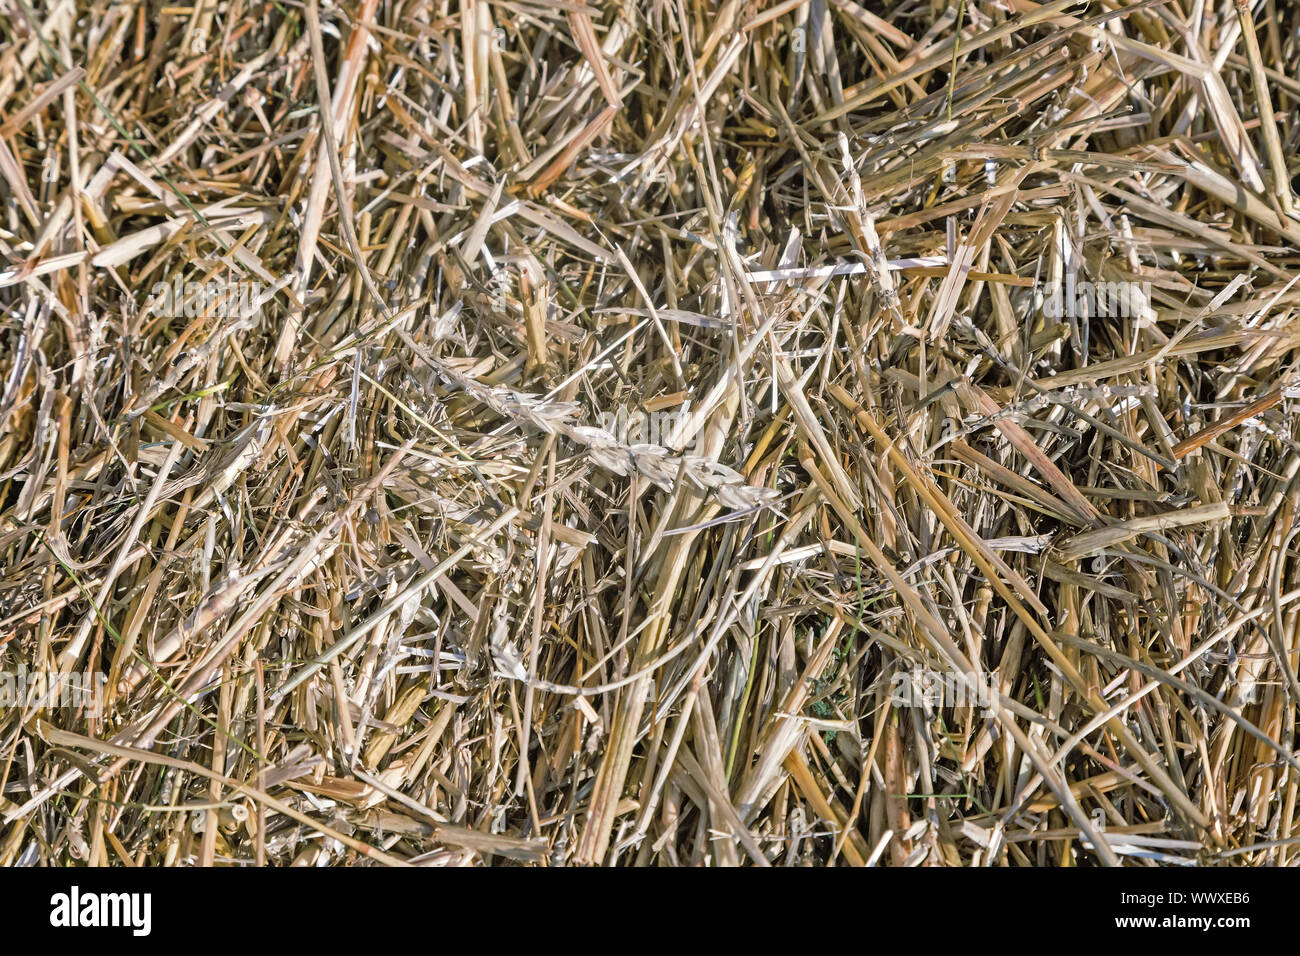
xmin=2 ymin=0 xmax=1300 ymax=866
